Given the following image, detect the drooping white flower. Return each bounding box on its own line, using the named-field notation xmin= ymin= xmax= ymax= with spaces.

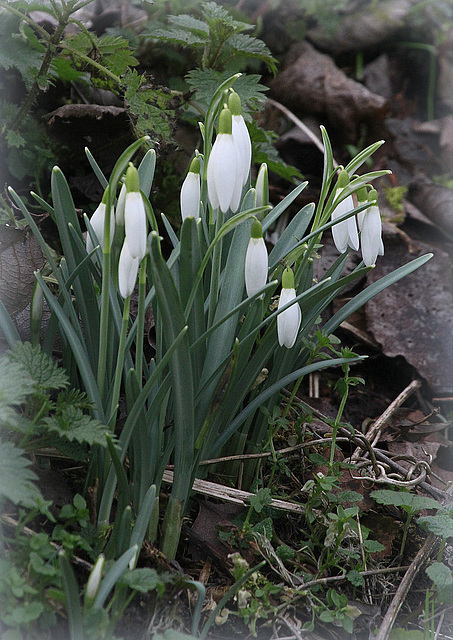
xmin=180 ymin=156 xmax=201 ymax=220
xmin=255 ymin=163 xmax=269 ymax=208
xmin=85 ymin=554 xmax=104 ymax=605
xmin=360 ymin=188 xmax=384 ymax=266
xmin=86 ymin=188 xmax=115 ymax=254
xmin=229 ymin=91 xmax=252 ymax=188
xmin=124 ymin=163 xmax=147 ymax=260
xmin=245 ymin=218 xmax=268 ymax=297
xmin=277 ymin=268 xmax=301 ymax=349
xmin=118 ymin=239 xmax=140 ymax=299
xmin=331 ymin=169 xmax=359 ymax=254
xmin=115 ymin=182 xmax=127 ymax=227
xmin=207 ymin=107 xmax=241 ymax=214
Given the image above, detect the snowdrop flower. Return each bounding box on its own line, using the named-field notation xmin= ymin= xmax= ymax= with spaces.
xmin=86 ymin=187 xmax=115 ymax=254
xmin=277 ymin=267 xmax=301 ymax=349
xmin=85 ymin=554 xmax=104 ymax=605
xmin=118 ymin=239 xmax=140 ymax=299
xmin=124 ymin=163 xmax=147 ymax=260
xmin=207 ymin=107 xmax=241 ymax=214
xmin=115 ymin=181 xmax=127 ymax=227
xmin=229 ymin=91 xmax=252 ymax=188
xmin=255 ymin=163 xmax=269 ymax=209
xmin=245 ymin=218 xmax=268 ymax=297
xmin=180 ymin=156 xmax=201 ymax=220
xmin=331 ymin=169 xmax=359 ymax=254
xmin=360 ymin=188 xmax=384 ymax=266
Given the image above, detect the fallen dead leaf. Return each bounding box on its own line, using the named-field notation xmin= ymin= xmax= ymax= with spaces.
xmin=365 ymin=231 xmax=453 ymax=396
xmin=270 ymin=41 xmax=388 ymax=142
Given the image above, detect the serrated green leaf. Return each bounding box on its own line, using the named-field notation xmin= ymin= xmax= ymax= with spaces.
xmin=370 ymin=489 xmax=442 ymax=514
xmin=0 ymin=14 xmax=44 ymax=88
xmin=119 ymin=568 xmax=169 ymax=595
xmin=62 ymin=31 xmax=138 ymax=78
xmin=0 ymin=355 xmax=34 ymax=424
xmin=5 ymin=129 xmax=25 ymax=149
xmin=186 ymin=69 xmax=267 ymax=114
xmin=346 ymin=570 xmax=365 ymax=587
xmin=363 ymin=539 xmax=385 ymax=553
xmin=8 ymin=342 xmax=68 ymax=392
xmin=148 ymin=25 xmax=207 ymax=47
xmin=0 ymin=439 xmax=42 ymax=507
xmin=227 ymin=33 xmax=277 ymax=73
xmin=43 ymin=406 xmax=110 ymax=446
xmin=123 ymin=69 xmax=177 ymax=140
xmin=418 ymin=513 xmax=453 ymax=538
xmin=426 ymin=561 xmax=453 ymax=588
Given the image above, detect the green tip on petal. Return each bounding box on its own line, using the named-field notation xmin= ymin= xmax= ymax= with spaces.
xmin=101 ymin=185 xmax=110 ymax=204
xmin=228 ymin=91 xmax=242 ymax=116
xmin=189 ymin=156 xmax=201 ymax=174
xmin=357 ymin=185 xmax=368 ymax=203
xmin=368 ymin=188 xmax=378 ymax=202
xmin=282 ymin=267 xmax=294 ymax=289
xmin=251 ymin=218 xmax=263 ymax=239
xmin=337 ymin=169 xmax=349 ymax=189
xmin=218 ymin=107 xmax=232 ymax=135
xmin=126 ymin=164 xmax=140 ymax=193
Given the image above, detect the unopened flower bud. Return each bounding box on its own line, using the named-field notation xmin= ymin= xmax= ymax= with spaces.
xmin=245 ymin=218 xmax=268 ymax=297
xmin=277 ymin=268 xmax=301 ymax=348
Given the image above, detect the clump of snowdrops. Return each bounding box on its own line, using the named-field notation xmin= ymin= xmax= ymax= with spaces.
xmin=6 ymin=74 xmax=431 ymax=563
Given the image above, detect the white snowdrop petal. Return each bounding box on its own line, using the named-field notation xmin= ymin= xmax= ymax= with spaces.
xmin=347 ymin=215 xmax=359 ymax=251
xmin=232 ymin=115 xmax=251 ymax=186
xmin=125 ymin=191 xmax=147 ymax=260
xmin=331 ymin=192 xmax=357 ymax=254
xmin=86 ymin=202 xmax=114 ymax=253
xmin=361 ymin=205 xmax=382 ymax=266
xmin=118 ymin=240 xmax=139 ymax=298
xmin=180 ymin=172 xmax=200 ymax=220
xmin=207 ymin=134 xmax=241 ymax=213
xmin=277 ymin=288 xmax=302 ymax=348
xmin=245 ymin=237 xmax=268 ymax=297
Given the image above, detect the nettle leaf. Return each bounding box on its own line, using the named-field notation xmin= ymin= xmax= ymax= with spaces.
xmin=370 ymin=490 xmax=443 ymax=514
xmin=147 ymin=25 xmax=207 ymax=47
xmin=8 ymin=342 xmax=68 ymax=392
xmin=0 ymin=439 xmax=43 ymax=507
xmin=0 ymin=355 xmax=34 ymax=424
xmin=226 ymin=33 xmax=277 ymax=74
xmin=62 ymin=31 xmax=138 ymax=78
xmin=186 ymin=69 xmax=267 ymax=114
xmin=168 ymin=13 xmax=209 ymax=34
xmin=202 ymin=1 xmax=251 ymax=33
xmin=43 ymin=405 xmax=110 ymax=446
xmin=51 ymin=57 xmax=84 ymax=83
xmin=418 ymin=512 xmax=453 ymax=539
xmin=0 ymin=13 xmax=44 ymax=88
xmin=5 ymin=129 xmax=26 ymax=149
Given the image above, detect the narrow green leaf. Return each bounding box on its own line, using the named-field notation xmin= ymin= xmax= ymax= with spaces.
xmin=323 ymin=254 xmax=433 ymax=335
xmin=58 ymin=551 xmax=84 ymax=640
xmin=213 ymin=356 xmax=365 ymax=453
xmin=92 ymin=545 xmax=138 ymax=610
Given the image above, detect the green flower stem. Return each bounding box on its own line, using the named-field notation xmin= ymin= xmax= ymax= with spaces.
xmin=97 ymin=191 xmax=113 ymax=403
xmin=135 ymin=257 xmax=147 ymax=386
xmin=329 ymin=364 xmax=350 ymax=468
xmin=207 ymin=211 xmax=223 ymax=327
xmin=108 ymin=295 xmax=131 ymax=428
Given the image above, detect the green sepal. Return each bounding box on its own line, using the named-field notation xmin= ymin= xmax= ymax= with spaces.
xmin=189 ymin=156 xmax=201 ymax=174
xmin=126 ymin=163 xmax=140 ymax=193
xmin=282 ymin=267 xmax=294 ymax=289
xmin=218 ymin=108 xmax=232 ymax=135
xmin=250 ymin=218 xmax=262 ymax=239
xmin=228 ymin=91 xmax=242 ymax=116
xmin=337 ymin=168 xmax=349 ymax=189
